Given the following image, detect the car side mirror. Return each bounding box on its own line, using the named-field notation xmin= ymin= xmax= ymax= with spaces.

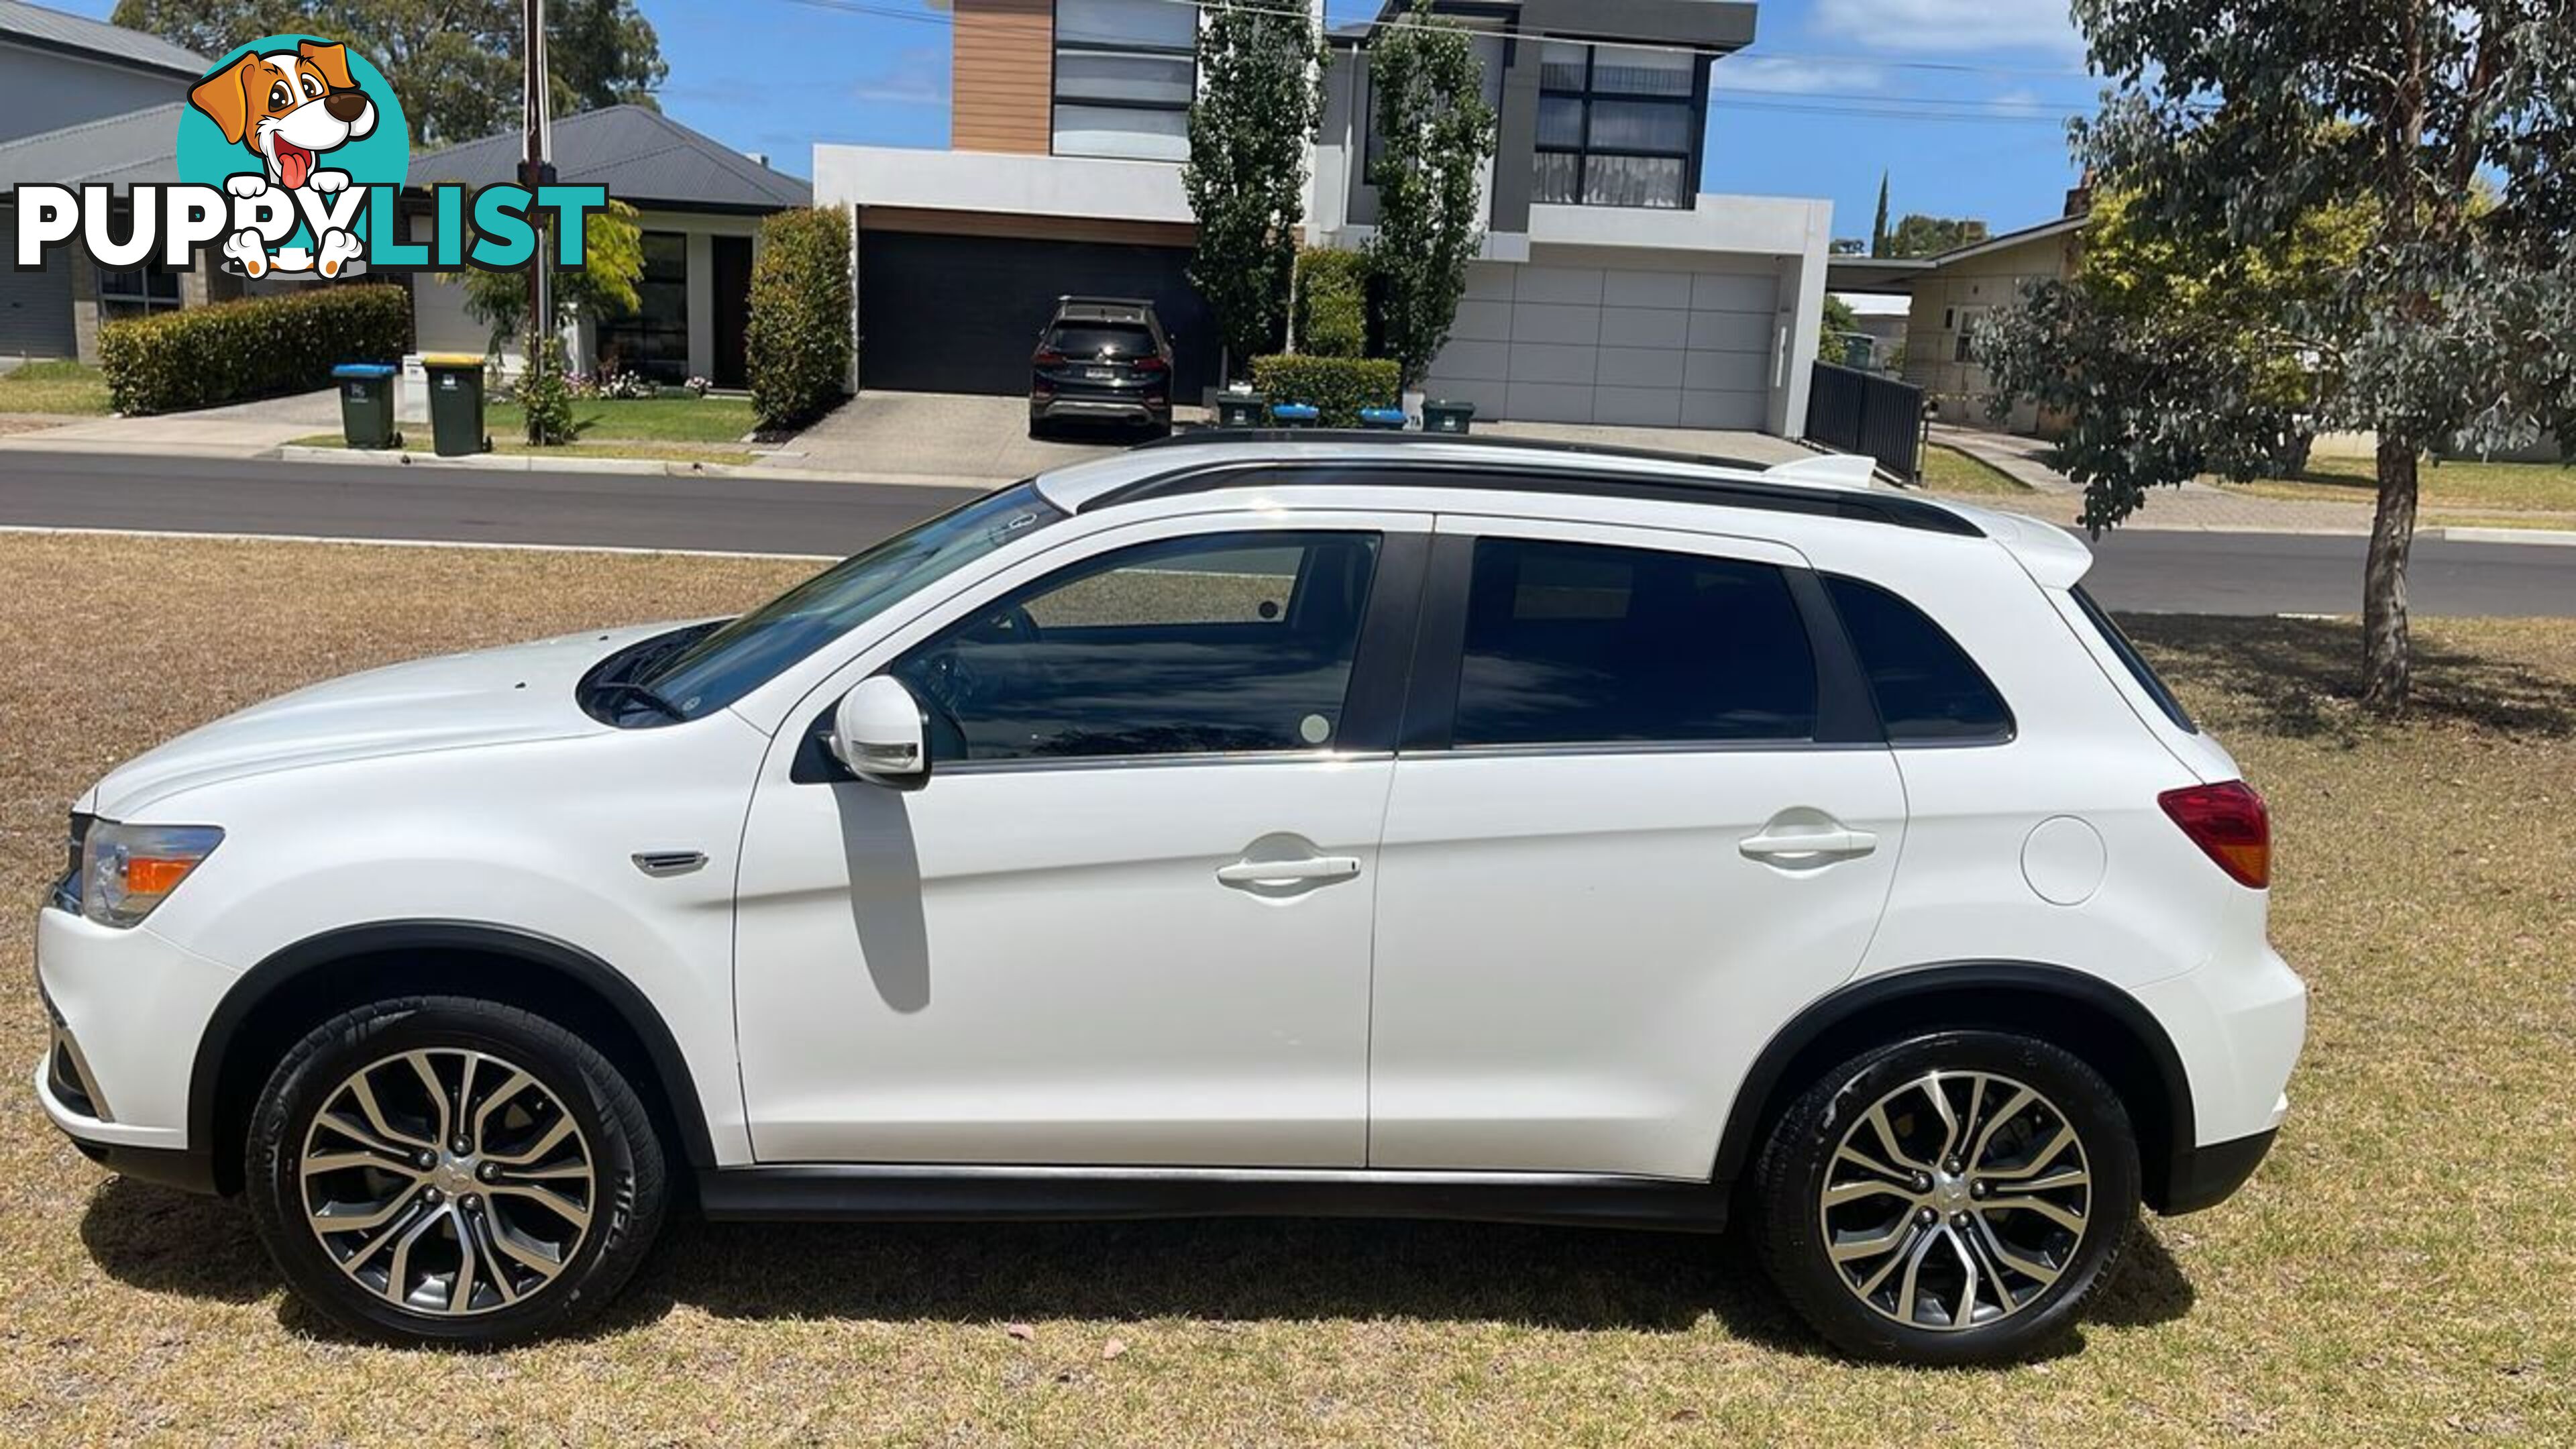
xmin=828 ymin=675 xmax=929 ymax=787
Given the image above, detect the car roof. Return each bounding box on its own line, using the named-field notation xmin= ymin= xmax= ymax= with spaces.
xmin=1051 ymin=297 xmax=1157 ymax=326
xmin=1027 ymin=433 xmax=2094 ymax=584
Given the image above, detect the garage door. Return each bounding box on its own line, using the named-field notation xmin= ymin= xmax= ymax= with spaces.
xmin=858 ymin=229 xmax=1220 ymax=397
xmin=0 ymin=208 xmax=76 ymax=357
xmin=1421 ymin=262 xmax=1779 ymax=428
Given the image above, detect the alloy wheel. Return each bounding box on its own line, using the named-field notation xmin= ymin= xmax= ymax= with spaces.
xmin=297 ymin=1047 xmax=596 ymax=1317
xmin=1817 ymin=1069 xmax=2093 ymax=1332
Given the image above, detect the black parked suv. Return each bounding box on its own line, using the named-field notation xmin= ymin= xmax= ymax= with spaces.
xmin=1029 ymin=297 xmax=1175 ymax=437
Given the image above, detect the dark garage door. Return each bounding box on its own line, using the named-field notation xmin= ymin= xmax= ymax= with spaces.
xmin=859 ymin=229 xmax=1220 ymax=398
xmin=0 ymin=207 xmax=76 ymax=357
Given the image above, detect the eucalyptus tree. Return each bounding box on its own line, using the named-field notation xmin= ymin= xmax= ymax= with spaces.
xmin=1982 ymin=1 xmax=2576 ymax=711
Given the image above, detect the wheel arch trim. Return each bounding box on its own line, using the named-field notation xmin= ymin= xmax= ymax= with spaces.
xmin=1710 ymin=960 xmax=2197 ymax=1208
xmin=190 ymin=920 xmax=720 ymax=1186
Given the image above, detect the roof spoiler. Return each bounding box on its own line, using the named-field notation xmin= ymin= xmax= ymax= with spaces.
xmin=1763 ymin=453 xmax=1881 ymax=487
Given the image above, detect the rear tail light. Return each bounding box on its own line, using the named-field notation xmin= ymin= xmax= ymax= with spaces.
xmin=1032 ymin=349 xmax=1066 ymax=367
xmin=1132 ymin=355 xmax=1169 ymax=374
xmin=2159 ymin=780 xmax=2270 ymax=888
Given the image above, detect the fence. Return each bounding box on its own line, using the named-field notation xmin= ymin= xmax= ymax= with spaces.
xmin=1805 ymin=361 xmax=1925 ymax=483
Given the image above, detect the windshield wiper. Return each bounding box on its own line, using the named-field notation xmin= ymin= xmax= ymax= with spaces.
xmin=591 ymin=680 xmax=687 ymax=722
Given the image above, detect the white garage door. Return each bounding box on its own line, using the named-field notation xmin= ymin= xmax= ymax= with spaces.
xmin=1421 ymin=261 xmax=1780 ymax=429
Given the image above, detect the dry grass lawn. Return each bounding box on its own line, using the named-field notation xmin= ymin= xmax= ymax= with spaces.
xmin=1916 ymin=443 xmax=2034 ymax=497
xmin=1 ymin=531 xmax=2571 ymax=1444
xmin=2219 ymin=457 xmax=2576 ymax=517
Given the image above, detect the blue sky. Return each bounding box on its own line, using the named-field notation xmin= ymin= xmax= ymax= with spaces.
xmin=66 ymin=0 xmax=2099 ymax=241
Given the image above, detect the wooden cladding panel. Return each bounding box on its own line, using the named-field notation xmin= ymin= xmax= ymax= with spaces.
xmin=952 ymin=0 xmax=1053 ymax=154
xmin=859 ymin=207 xmax=1197 ymax=249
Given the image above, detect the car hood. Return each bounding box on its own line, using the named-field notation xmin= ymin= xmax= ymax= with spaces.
xmin=85 ymin=621 xmax=696 ymax=819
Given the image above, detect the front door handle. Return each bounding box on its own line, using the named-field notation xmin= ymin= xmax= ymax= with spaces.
xmin=1739 ymin=827 xmax=1878 ymax=861
xmin=1216 ymin=855 xmax=1362 ymax=888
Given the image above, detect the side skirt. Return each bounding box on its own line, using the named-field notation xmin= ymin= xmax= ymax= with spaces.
xmin=698 ymin=1164 xmax=1733 ymax=1233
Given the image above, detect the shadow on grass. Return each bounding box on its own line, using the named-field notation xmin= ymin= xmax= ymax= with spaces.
xmin=2121 ymin=614 xmax=2576 ymax=741
xmin=78 ymin=1176 xmax=2194 ymax=1357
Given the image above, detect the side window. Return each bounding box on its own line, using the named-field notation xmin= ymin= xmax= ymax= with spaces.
xmin=1823 ymin=575 xmax=2014 ymax=743
xmin=1451 ymin=537 xmax=1818 ymax=747
xmin=892 ymin=531 xmax=1381 ymax=762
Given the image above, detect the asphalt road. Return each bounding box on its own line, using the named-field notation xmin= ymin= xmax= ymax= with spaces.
xmin=1 ymin=448 xmax=2569 ymax=617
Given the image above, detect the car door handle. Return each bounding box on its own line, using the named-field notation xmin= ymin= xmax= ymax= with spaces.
xmin=1215 ymin=855 xmax=1362 ymax=888
xmin=1739 ymin=828 xmax=1878 ymax=860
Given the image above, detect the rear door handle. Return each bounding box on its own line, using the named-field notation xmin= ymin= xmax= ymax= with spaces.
xmin=1216 ymin=856 xmax=1362 ymax=888
xmin=1739 ymin=828 xmax=1878 ymax=860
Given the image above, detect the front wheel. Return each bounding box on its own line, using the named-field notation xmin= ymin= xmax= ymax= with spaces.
xmin=1751 ymin=1030 xmax=2139 ymax=1365
xmin=244 ymin=995 xmax=667 ymax=1346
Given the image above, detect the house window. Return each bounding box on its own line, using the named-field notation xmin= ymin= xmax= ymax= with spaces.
xmin=97 ymin=263 xmax=182 ymax=321
xmin=1053 ymin=0 xmax=1195 ymax=162
xmin=1531 ymin=42 xmax=1702 ymax=209
xmin=1951 ymin=304 xmax=1991 ymax=364
xmin=598 ymin=231 xmax=689 ymax=383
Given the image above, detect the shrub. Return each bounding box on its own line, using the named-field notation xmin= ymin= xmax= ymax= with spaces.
xmin=1295 ymin=248 xmax=1369 ymax=359
xmin=1250 ymin=354 xmax=1401 ymax=427
xmin=98 ymin=284 xmax=409 ymax=416
xmin=514 ymin=337 xmax=576 ymax=445
xmin=746 ymin=206 xmax=852 ymax=433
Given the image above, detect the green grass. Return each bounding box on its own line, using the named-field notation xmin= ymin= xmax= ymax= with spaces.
xmin=484 ymin=394 xmax=759 ymax=445
xmin=2220 ymin=457 xmax=2576 ymax=515
xmin=0 ymin=360 xmax=111 ymax=415
xmin=3 ymin=533 xmax=2574 ymax=1442
xmin=1916 ymin=443 xmax=2033 ymax=496
xmin=288 ymin=433 xmax=757 ymax=467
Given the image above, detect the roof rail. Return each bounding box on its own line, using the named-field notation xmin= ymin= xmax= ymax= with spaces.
xmin=1130 ymin=426 xmax=1785 ymax=474
xmin=1055 ymin=294 xmax=1155 ymax=308
xmin=1084 ymin=447 xmax=1984 ymax=537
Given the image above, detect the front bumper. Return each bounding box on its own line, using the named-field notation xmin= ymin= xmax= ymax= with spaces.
xmin=31 ymin=904 xmax=239 ymax=1192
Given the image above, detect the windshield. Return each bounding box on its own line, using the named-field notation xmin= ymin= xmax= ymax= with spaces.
xmin=639 ymin=482 xmax=1064 ymax=718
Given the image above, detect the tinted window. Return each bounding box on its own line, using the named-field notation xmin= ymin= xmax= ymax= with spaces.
xmin=1451 ymin=539 xmax=1817 ymax=747
xmin=892 ymin=531 xmax=1380 ymax=762
xmin=1825 ymin=576 xmax=2014 ymax=742
xmin=2071 ymin=584 xmax=2198 ymax=733
xmin=1044 ymin=323 xmax=1155 ymax=357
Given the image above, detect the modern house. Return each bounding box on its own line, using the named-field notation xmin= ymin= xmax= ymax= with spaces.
xmin=814 ymin=0 xmax=1833 ymax=434
xmin=0 ymin=1 xmax=213 ymax=359
xmin=405 ymin=105 xmax=812 ymax=387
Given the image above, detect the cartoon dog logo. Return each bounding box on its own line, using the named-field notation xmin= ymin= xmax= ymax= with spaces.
xmin=187 ymin=40 xmax=377 ymax=278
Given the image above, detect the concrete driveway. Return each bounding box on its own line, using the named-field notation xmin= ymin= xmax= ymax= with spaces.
xmin=756 ymin=390 xmax=1179 ymax=484
xmin=759 ymin=389 xmax=1810 ymax=485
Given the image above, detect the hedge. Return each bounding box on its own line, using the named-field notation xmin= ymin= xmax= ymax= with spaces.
xmin=1294 ymin=248 xmax=1369 ymax=359
xmin=98 ymin=284 xmax=409 ymax=416
xmin=746 ymin=206 xmax=853 ymax=433
xmin=1250 ymin=354 xmax=1401 ymax=427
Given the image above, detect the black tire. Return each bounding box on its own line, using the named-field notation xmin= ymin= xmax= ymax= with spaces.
xmin=244 ymin=995 xmax=667 ymax=1346
xmin=1751 ymin=1030 xmax=2138 ymax=1365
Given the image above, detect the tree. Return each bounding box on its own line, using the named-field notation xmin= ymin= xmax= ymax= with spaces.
xmin=1183 ymin=0 xmax=1327 ymax=376
xmin=1983 ymin=1 xmax=2576 ymax=712
xmin=1818 ymin=294 xmax=1860 ymax=362
xmin=1870 ymin=170 xmax=1891 ymax=256
xmin=1363 ymin=0 xmax=1497 ymax=390
xmin=449 ymin=198 xmax=645 ymax=356
xmin=113 ymin=0 xmax=666 ymax=146
xmin=1883 ymin=213 xmax=1990 ymax=258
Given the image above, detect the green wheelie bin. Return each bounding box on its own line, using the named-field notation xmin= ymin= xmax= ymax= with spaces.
xmin=421 ymin=354 xmax=490 ymax=457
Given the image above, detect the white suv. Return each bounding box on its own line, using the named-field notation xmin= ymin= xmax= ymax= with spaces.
xmin=36 ymin=435 xmax=2304 ymax=1362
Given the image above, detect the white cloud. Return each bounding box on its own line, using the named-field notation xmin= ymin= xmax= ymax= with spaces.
xmin=1713 ymin=56 xmax=1887 ymax=95
xmin=1809 ymin=0 xmax=2085 ymax=58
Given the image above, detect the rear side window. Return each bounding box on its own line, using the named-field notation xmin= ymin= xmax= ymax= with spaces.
xmin=2070 ymin=584 xmax=2198 ymax=733
xmin=1044 ymin=323 xmax=1153 ymax=356
xmin=1451 ymin=538 xmax=1818 ymax=747
xmin=1824 ymin=576 xmax=2014 ymax=743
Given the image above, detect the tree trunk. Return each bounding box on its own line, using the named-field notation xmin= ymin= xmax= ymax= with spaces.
xmin=2360 ymin=437 xmax=2420 ymax=714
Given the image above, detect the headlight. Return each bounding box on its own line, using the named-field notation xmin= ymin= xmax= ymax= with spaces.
xmin=80 ymin=820 xmax=223 ymax=928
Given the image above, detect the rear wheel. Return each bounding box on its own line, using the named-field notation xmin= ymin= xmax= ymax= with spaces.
xmin=1751 ymin=1030 xmax=2138 ymax=1364
xmin=244 ymin=995 xmax=666 ymax=1346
